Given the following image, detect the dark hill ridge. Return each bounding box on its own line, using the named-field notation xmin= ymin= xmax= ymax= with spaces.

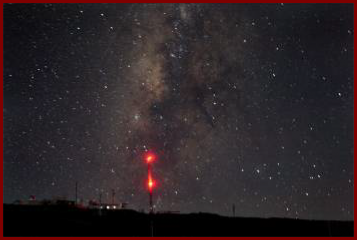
xmin=4 ymin=204 xmax=353 ymax=236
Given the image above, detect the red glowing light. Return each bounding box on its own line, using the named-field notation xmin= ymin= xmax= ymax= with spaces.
xmin=148 ymin=179 xmax=154 ymax=188
xmin=148 ymin=176 xmax=155 ymax=190
xmin=145 ymin=151 xmax=157 ymax=193
xmin=145 ymin=153 xmax=155 ymax=163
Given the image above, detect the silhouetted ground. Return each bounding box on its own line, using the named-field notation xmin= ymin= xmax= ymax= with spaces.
xmin=3 ymin=204 xmax=353 ymax=236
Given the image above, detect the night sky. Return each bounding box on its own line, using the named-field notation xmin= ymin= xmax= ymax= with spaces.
xmin=3 ymin=3 xmax=354 ymax=220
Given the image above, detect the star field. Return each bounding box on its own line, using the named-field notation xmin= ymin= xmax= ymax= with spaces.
xmin=3 ymin=3 xmax=354 ymax=220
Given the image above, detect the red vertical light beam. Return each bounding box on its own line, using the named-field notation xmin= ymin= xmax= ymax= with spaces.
xmin=148 ymin=170 xmax=153 ymax=213
xmin=146 ymin=153 xmax=156 ymax=213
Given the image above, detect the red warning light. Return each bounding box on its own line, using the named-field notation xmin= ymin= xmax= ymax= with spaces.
xmin=148 ymin=175 xmax=155 ymax=191
xmin=145 ymin=153 xmax=155 ymax=163
xmin=144 ymin=150 xmax=157 ymax=212
xmin=148 ymin=179 xmax=154 ymax=188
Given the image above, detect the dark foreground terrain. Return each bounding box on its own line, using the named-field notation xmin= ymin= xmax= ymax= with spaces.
xmin=4 ymin=204 xmax=353 ymax=236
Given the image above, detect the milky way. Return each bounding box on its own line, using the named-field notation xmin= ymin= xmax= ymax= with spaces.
xmin=3 ymin=3 xmax=354 ymax=220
